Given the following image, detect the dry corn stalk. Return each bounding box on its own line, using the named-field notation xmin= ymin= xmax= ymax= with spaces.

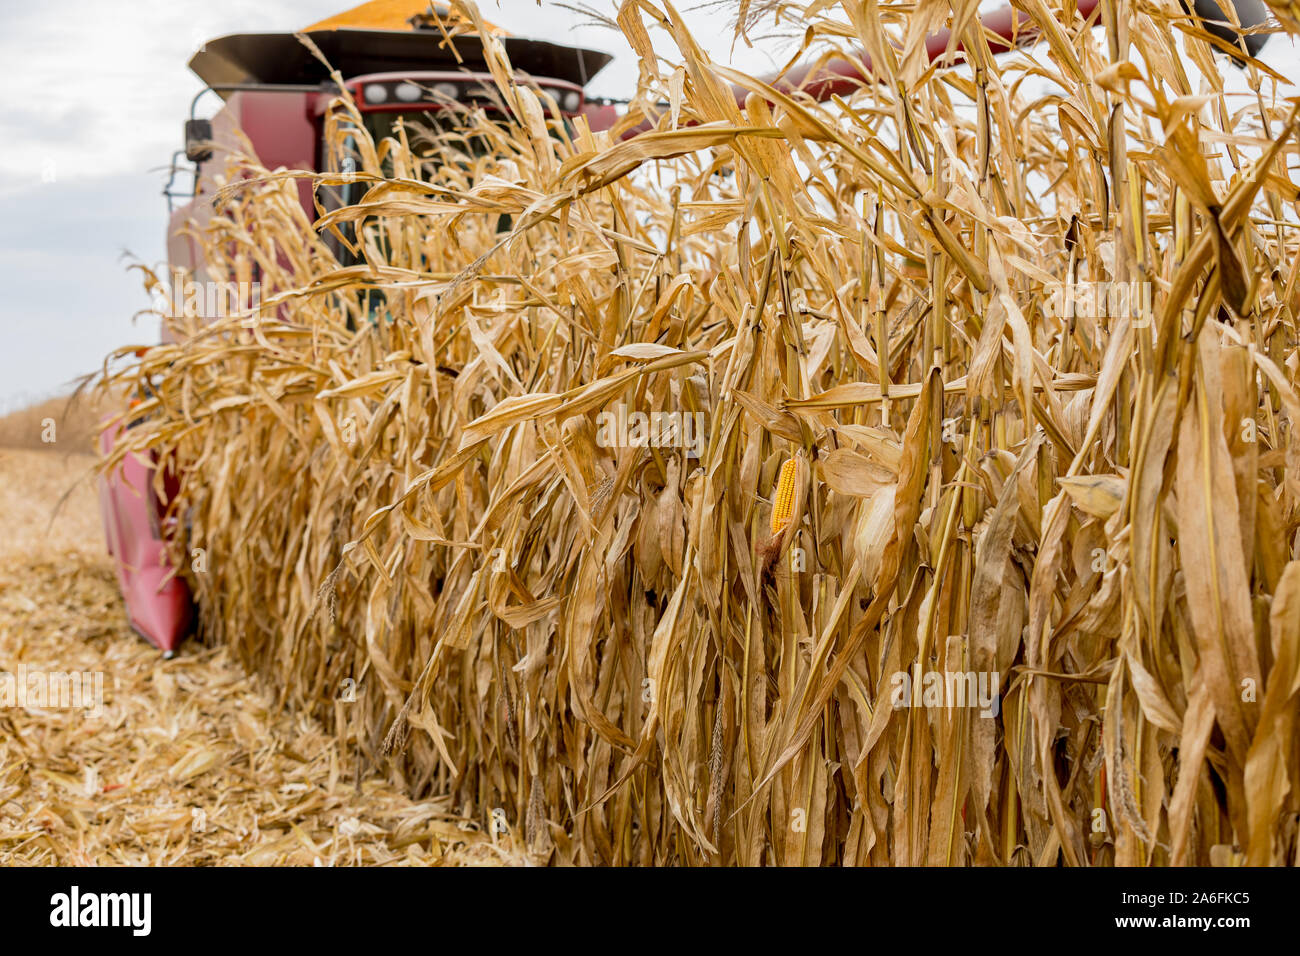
xmin=97 ymin=0 xmax=1300 ymax=865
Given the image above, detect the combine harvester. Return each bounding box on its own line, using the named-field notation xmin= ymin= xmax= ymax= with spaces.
xmin=99 ymin=0 xmax=612 ymax=655
xmin=99 ymin=0 xmax=1271 ymax=655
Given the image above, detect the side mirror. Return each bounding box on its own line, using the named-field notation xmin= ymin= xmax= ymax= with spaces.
xmin=184 ymin=119 xmax=213 ymax=163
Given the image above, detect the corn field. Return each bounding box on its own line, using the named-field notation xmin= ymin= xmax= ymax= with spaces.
xmin=100 ymin=0 xmax=1300 ymax=865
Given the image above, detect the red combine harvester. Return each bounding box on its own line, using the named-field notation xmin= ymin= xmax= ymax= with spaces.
xmin=99 ymin=0 xmax=1269 ymax=655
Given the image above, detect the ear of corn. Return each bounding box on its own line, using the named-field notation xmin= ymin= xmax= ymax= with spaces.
xmin=95 ymin=0 xmax=1300 ymax=865
xmin=769 ymin=457 xmax=799 ymax=537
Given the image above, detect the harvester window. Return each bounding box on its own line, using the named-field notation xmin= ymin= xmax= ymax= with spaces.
xmin=360 ymin=109 xmax=492 ymax=171
xmin=321 ymin=107 xmax=512 ymax=328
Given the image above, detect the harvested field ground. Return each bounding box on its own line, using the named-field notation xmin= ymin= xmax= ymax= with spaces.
xmin=0 ymin=393 xmax=109 ymax=454
xmin=0 ymin=447 xmax=510 ymax=865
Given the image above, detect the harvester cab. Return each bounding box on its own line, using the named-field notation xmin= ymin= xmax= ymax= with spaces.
xmin=317 ymin=68 xmax=590 ymax=271
xmin=166 ymin=4 xmax=612 ymax=312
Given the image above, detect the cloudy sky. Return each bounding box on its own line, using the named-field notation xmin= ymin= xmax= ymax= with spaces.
xmin=0 ymin=0 xmax=1295 ymax=413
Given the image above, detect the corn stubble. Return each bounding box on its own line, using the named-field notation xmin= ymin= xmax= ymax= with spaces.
xmin=98 ymin=0 xmax=1300 ymax=864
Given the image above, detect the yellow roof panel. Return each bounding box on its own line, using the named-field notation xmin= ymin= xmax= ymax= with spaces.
xmin=306 ymin=1 xmax=507 ymax=36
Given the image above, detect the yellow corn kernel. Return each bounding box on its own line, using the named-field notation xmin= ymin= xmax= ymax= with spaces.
xmin=770 ymin=457 xmax=798 ymax=537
